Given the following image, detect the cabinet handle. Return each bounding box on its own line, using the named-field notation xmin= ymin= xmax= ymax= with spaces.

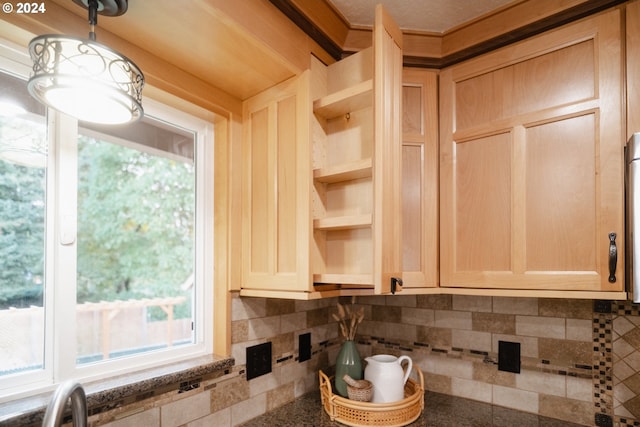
xmin=609 ymin=232 xmax=617 ymax=283
xmin=390 ymin=277 xmax=403 ymax=294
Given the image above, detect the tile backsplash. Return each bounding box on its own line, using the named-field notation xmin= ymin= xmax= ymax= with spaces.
xmin=612 ymin=301 xmax=640 ymax=425
xmin=353 ymin=295 xmax=597 ymax=426
xmin=90 ymin=293 xmax=640 ymax=427
xmin=92 ymin=294 xmax=341 ymax=426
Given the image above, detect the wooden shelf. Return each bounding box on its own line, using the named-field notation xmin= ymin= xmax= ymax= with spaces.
xmin=239 ymin=286 xmax=377 ymax=300
xmin=313 ymin=79 xmax=373 ymax=118
xmin=314 ymin=273 xmax=374 ymax=286
xmin=313 ymin=214 xmax=372 ymax=230
xmin=313 ymin=158 xmax=373 ymax=183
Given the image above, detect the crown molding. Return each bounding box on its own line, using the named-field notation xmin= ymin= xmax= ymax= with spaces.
xmin=270 ymin=0 xmax=628 ymax=68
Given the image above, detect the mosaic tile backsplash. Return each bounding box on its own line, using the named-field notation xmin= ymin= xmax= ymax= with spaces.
xmin=348 ymin=296 xmax=640 ymax=427
xmin=83 ymin=294 xmax=640 ymax=426
xmin=353 ymin=295 xmax=597 ymax=426
xmin=613 ymin=301 xmax=640 ymax=426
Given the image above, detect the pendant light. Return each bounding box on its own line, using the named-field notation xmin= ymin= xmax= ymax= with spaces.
xmin=27 ymin=0 xmax=144 ymax=125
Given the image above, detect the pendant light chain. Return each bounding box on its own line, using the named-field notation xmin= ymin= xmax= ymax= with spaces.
xmin=88 ymin=0 xmax=98 ymax=41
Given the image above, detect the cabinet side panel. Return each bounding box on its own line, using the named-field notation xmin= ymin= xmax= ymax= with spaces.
xmin=525 ymin=114 xmax=596 ymax=271
xmin=455 ymin=133 xmax=512 ymax=271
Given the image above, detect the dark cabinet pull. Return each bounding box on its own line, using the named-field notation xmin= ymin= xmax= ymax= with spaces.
xmin=390 ymin=277 xmax=403 ymax=294
xmin=609 ymin=232 xmax=617 ymax=283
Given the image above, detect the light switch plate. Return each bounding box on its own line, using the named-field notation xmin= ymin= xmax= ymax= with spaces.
xmin=498 ymin=340 xmax=521 ymax=373
xmin=299 ymin=333 xmax=311 ymax=362
xmin=246 ymin=342 xmax=272 ymax=380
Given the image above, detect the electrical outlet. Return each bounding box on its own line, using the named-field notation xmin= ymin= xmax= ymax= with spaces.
xmin=299 ymin=332 xmax=311 ymax=362
xmin=246 ymin=342 xmax=272 ymax=380
xmin=594 ymin=300 xmax=612 ymax=314
xmin=498 ymin=340 xmax=521 ymax=373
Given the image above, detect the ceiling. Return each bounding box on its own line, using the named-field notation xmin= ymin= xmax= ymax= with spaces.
xmin=327 ymin=0 xmax=515 ymax=33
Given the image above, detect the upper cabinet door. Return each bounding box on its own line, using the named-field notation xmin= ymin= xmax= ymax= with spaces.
xmin=373 ymin=4 xmax=404 ymax=294
xmin=241 ymin=72 xmax=312 ymax=292
xmin=439 ymin=9 xmax=625 ymax=295
xmin=402 ymin=68 xmax=439 ymax=289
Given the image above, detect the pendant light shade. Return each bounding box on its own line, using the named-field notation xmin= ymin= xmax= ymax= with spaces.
xmin=26 ymin=0 xmax=144 ymax=125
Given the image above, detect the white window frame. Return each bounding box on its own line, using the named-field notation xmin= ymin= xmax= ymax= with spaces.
xmin=0 ymin=39 xmax=214 ymax=401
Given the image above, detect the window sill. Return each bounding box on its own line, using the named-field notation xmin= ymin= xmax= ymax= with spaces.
xmin=0 ymin=354 xmax=234 ymax=426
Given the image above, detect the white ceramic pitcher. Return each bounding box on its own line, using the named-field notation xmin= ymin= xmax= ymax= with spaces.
xmin=364 ymin=354 xmax=413 ymax=403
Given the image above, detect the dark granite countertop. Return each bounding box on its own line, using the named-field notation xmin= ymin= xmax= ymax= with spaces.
xmin=240 ymin=391 xmax=587 ymax=427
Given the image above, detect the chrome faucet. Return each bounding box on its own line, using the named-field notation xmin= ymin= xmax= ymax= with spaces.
xmin=42 ymin=380 xmax=88 ymax=427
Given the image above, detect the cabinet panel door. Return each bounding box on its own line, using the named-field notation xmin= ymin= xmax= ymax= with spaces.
xmin=440 ymin=9 xmax=623 ymax=292
xmin=242 ymin=74 xmax=311 ymax=291
xmin=402 ymin=69 xmax=438 ymax=288
xmin=524 ymin=114 xmax=597 ymax=272
xmin=454 ymin=132 xmax=512 ymax=273
xmin=374 ymin=4 xmax=403 ymax=293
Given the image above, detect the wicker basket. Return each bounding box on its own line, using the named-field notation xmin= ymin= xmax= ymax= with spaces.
xmin=346 ymin=378 xmax=373 ymax=402
xmin=319 ymin=366 xmax=424 ymax=427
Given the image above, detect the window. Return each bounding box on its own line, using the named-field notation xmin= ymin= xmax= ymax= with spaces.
xmin=0 ymin=43 xmax=214 ymax=399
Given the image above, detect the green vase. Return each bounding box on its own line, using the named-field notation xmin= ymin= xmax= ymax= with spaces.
xmin=334 ymin=340 xmax=362 ymax=397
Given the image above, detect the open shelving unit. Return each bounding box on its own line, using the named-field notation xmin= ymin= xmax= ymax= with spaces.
xmin=311 ymin=47 xmax=376 ymax=288
xmin=310 ymin=4 xmax=403 ymax=294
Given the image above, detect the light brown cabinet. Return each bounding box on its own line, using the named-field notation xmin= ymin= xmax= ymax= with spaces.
xmin=240 ymin=5 xmax=628 ymax=299
xmin=310 ymin=4 xmax=403 ymax=295
xmin=240 ymin=4 xmax=403 ymax=298
xmin=401 ymin=68 xmax=439 ymax=291
xmin=439 ymin=9 xmax=626 ymax=297
xmin=241 ymin=73 xmax=311 ymax=293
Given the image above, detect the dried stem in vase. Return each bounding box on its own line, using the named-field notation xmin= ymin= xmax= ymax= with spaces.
xmin=334 ymin=299 xmax=365 ymax=341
